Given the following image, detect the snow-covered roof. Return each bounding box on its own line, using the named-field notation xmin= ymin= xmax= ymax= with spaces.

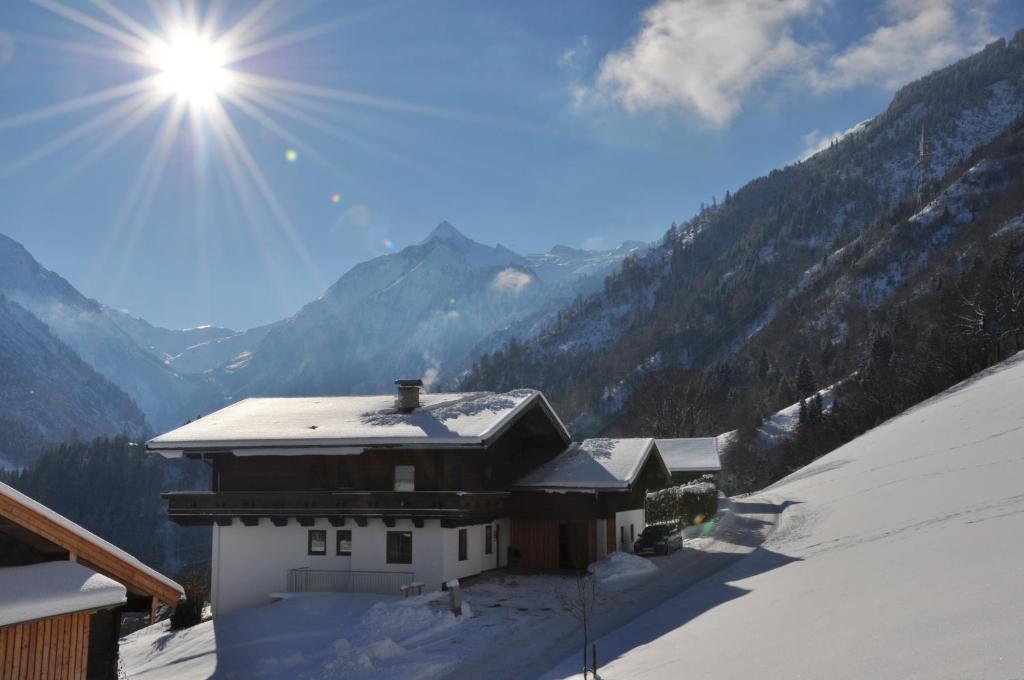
xmin=148 ymin=389 xmax=569 ymax=454
xmin=514 ymin=438 xmax=666 ymax=490
xmin=656 ymin=437 xmax=721 ymax=473
xmin=0 ymin=561 xmax=126 ymax=626
xmin=0 ymin=482 xmax=184 ymax=601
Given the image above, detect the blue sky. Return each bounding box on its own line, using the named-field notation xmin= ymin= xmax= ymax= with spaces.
xmin=0 ymin=0 xmax=1021 ymax=330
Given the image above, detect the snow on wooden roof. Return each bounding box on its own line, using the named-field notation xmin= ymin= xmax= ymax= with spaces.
xmin=148 ymin=389 xmax=568 ymax=453
xmin=514 ymin=438 xmax=663 ymax=490
xmin=0 ymin=482 xmax=183 ymax=605
xmin=656 ymin=437 xmax=721 ymax=472
xmin=0 ymin=561 xmax=126 ymax=627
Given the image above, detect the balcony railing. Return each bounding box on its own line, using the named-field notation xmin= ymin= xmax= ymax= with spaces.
xmin=162 ymin=490 xmax=508 ymax=525
xmin=286 ymin=567 xmax=414 ymax=595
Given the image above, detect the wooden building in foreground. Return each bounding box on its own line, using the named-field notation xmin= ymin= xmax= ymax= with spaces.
xmin=0 ymin=482 xmax=184 ymax=680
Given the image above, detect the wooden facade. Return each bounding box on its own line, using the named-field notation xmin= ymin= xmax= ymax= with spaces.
xmin=0 ymin=483 xmax=183 ymax=680
xmin=155 ymin=390 xmax=673 ymax=586
xmin=0 ymin=612 xmax=91 ymax=680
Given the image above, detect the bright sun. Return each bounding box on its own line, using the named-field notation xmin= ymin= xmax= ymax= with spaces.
xmin=151 ymin=31 xmax=231 ymax=108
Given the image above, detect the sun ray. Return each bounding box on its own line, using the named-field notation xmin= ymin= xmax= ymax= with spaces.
xmin=89 ymin=0 xmax=161 ymax=45
xmin=213 ymin=0 xmax=279 ymax=52
xmin=225 ymin=10 xmax=376 ymax=64
xmin=230 ymin=82 xmax=426 ymax=172
xmin=49 ymin=94 xmax=169 ymax=193
xmin=0 ymin=90 xmax=156 ymax=178
xmin=30 ymin=0 xmax=151 ymax=55
xmin=12 ymin=32 xmax=152 ymax=67
xmin=207 ymin=99 xmax=322 ymax=280
xmin=0 ymin=76 xmax=159 ymax=131
xmin=228 ymin=71 xmax=534 ymax=131
xmin=221 ymin=89 xmax=347 ymax=179
xmin=144 ymin=0 xmax=176 ymax=36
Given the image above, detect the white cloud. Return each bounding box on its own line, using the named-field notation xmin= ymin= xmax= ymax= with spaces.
xmin=586 ymin=0 xmax=818 ymax=126
xmin=559 ymin=35 xmax=590 ymax=68
xmin=810 ymin=0 xmax=993 ymax=92
xmin=579 ymin=0 xmax=994 ymax=126
xmin=491 ymin=268 xmax=533 ymax=294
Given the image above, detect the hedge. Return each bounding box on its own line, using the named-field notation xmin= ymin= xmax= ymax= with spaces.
xmin=645 ymin=476 xmax=719 ymax=527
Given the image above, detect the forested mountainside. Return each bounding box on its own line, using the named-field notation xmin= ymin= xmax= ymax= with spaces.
xmin=197 ymin=222 xmax=644 ymax=408
xmin=0 ymin=436 xmax=210 ymax=575
xmin=0 ymin=295 xmax=147 ymax=466
xmin=462 ymin=33 xmax=1024 ymax=446
xmin=0 ymin=233 xmax=214 ymax=430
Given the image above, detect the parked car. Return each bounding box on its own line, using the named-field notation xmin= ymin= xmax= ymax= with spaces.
xmin=633 ymin=523 xmax=683 ymax=555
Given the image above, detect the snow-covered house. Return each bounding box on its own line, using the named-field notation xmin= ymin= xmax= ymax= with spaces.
xmin=0 ymin=482 xmax=183 ymax=680
xmin=149 ymin=382 xmax=671 ymax=615
xmin=655 ymin=437 xmax=721 ymax=483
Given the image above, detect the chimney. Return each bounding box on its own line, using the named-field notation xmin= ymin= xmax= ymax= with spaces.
xmin=394 ymin=379 xmax=423 ymax=412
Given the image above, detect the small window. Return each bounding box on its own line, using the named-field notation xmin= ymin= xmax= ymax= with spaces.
xmin=387 ymin=531 xmax=412 ymax=564
xmin=630 ymin=524 xmax=635 ymax=543
xmin=620 ymin=525 xmax=626 ymax=549
xmin=485 ymin=525 xmax=493 ymax=555
xmin=394 ymin=465 xmax=415 ymax=492
xmin=458 ymin=528 xmax=468 ymax=561
xmin=308 ymin=529 xmax=326 ymax=555
xmin=336 ymin=530 xmax=352 ymax=556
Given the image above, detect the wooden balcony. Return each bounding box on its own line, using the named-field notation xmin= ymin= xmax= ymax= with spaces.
xmin=161 ymin=490 xmax=509 ymax=527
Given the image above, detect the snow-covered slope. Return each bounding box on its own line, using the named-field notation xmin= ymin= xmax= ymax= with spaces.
xmin=543 ymin=350 xmax=1024 ymax=679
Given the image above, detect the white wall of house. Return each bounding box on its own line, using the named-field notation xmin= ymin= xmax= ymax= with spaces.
xmin=615 ymin=508 xmax=645 ymax=554
xmin=211 ymin=517 xmax=507 ymax=616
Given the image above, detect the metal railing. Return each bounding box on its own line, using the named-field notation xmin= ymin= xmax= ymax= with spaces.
xmin=286 ymin=567 xmax=414 ymax=595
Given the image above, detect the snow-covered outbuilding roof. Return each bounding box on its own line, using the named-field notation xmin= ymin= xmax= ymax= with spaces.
xmin=0 ymin=482 xmax=183 ymax=606
xmin=656 ymin=437 xmax=721 ymax=473
xmin=513 ymin=438 xmax=668 ymax=491
xmin=147 ymin=389 xmax=569 ymax=454
xmin=0 ymin=561 xmax=126 ymax=627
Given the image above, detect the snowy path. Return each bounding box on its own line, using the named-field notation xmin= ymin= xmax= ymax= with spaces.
xmin=540 ymin=351 xmax=1024 ymax=679
xmin=448 ymin=495 xmax=783 ymax=680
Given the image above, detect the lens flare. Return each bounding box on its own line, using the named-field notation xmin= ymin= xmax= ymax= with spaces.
xmin=383 ymin=239 xmax=396 ymax=251
xmin=330 ymin=193 xmax=341 ymax=204
xmin=284 ymin=148 xmax=298 ymax=162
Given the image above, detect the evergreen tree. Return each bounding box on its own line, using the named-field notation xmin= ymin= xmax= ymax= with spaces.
xmin=796 ymin=353 xmax=816 ymax=398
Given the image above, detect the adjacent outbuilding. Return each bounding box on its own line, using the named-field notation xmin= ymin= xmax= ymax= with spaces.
xmin=656 ymin=437 xmax=721 ymax=483
xmin=0 ymin=482 xmax=183 ymax=680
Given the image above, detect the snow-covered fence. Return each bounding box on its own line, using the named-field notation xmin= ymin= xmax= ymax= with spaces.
xmin=645 ymin=476 xmax=718 ymax=527
xmin=286 ymin=568 xmax=414 ymax=595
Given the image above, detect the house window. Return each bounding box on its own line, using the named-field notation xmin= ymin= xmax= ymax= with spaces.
xmin=485 ymin=525 xmax=493 ymax=555
xmin=394 ymin=465 xmax=415 ymax=492
xmin=620 ymin=525 xmax=626 ymax=549
xmin=458 ymin=528 xmax=468 ymax=561
xmin=386 ymin=531 xmax=412 ymax=564
xmin=630 ymin=524 xmax=635 ymax=543
xmin=308 ymin=530 xmax=327 ymax=555
xmin=336 ymin=530 xmax=352 ymax=556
